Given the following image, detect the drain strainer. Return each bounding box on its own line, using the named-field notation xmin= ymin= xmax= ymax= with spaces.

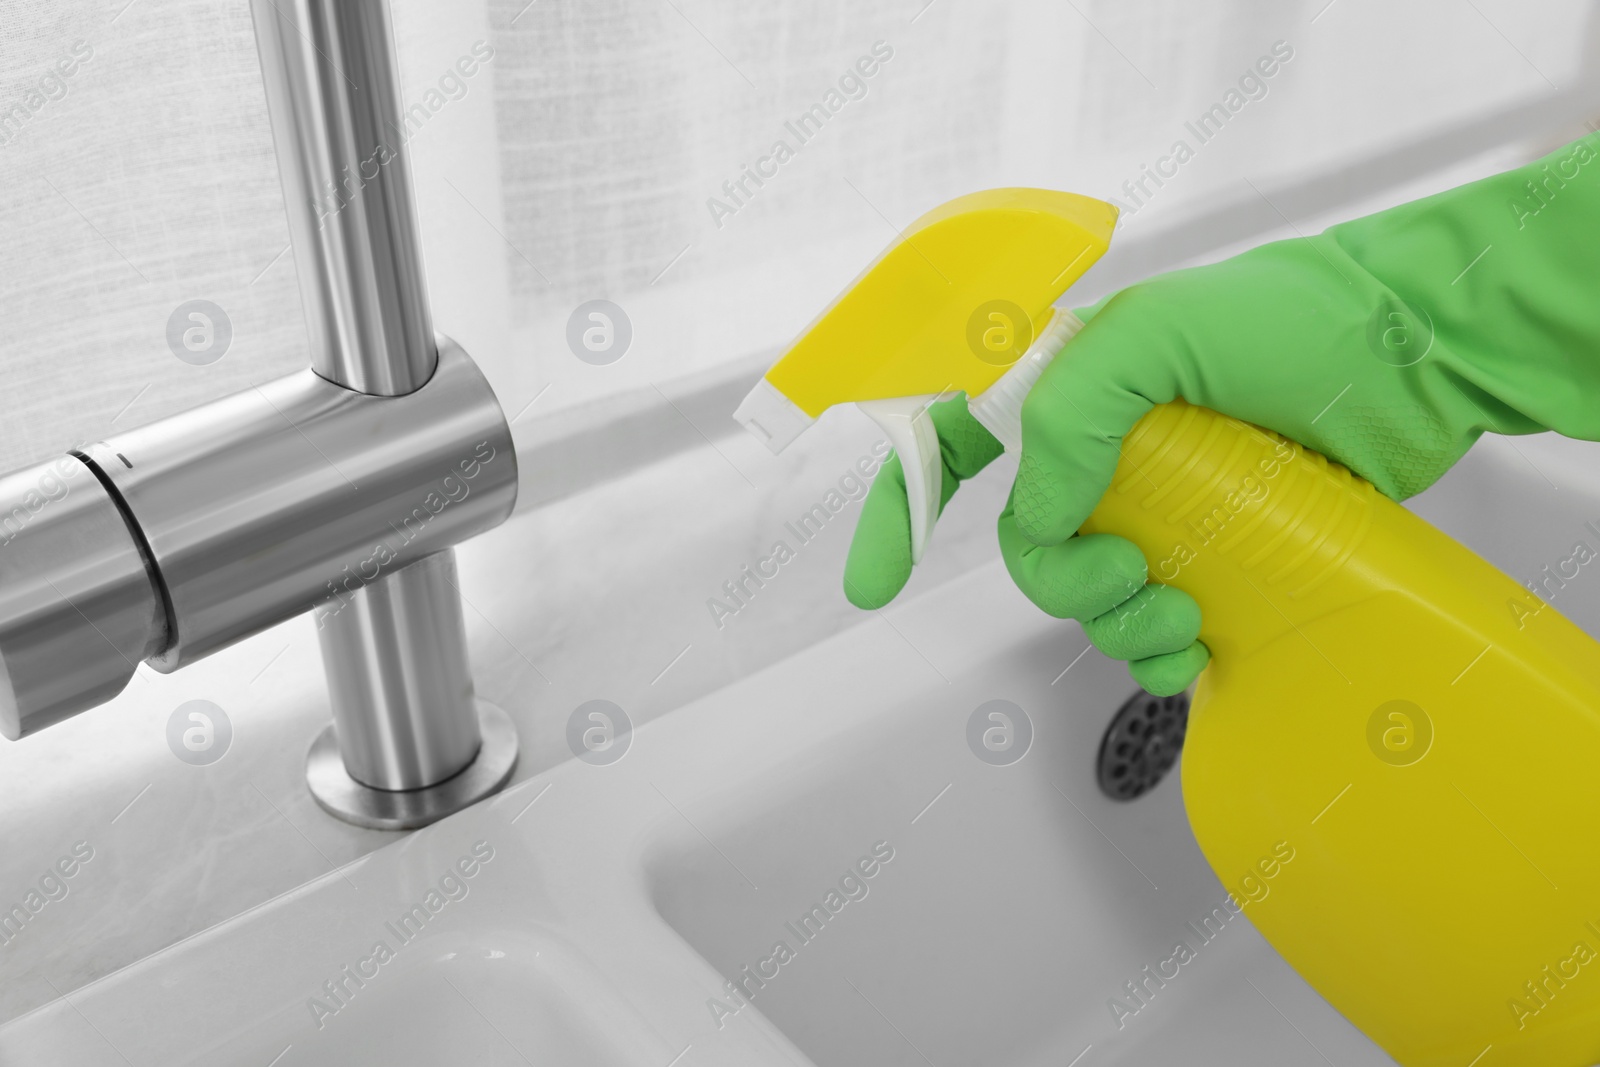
xmin=1096 ymin=689 xmax=1191 ymax=801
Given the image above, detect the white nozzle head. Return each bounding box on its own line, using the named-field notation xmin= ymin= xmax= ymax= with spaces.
xmin=858 ymin=395 xmax=943 ymax=565
xmin=733 ymin=378 xmax=816 ymax=454
xmin=967 ymin=308 xmax=1085 ymax=452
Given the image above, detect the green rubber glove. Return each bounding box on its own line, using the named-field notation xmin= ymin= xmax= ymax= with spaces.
xmin=844 ymin=396 xmax=1006 ymax=609
xmin=849 ymin=135 xmax=1600 ymax=696
xmin=844 ymin=395 xmax=1203 ymax=695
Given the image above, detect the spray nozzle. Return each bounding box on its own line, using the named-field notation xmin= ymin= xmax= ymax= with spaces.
xmin=734 ymin=188 xmax=1117 ymax=562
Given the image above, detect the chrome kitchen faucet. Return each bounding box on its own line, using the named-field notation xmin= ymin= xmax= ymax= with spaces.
xmin=0 ymin=0 xmax=520 ymax=830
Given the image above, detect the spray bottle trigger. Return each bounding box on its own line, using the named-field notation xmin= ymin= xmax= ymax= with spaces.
xmin=858 ymin=395 xmax=943 ymax=565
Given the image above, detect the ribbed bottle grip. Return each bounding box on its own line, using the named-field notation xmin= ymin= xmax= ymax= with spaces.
xmin=1090 ymin=401 xmax=1376 ymax=604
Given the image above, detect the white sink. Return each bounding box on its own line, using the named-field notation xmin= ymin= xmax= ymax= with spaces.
xmin=1 ymin=433 xmax=1595 ymax=1066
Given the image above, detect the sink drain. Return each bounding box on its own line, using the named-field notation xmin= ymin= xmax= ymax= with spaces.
xmin=1096 ymin=689 xmax=1191 ymax=801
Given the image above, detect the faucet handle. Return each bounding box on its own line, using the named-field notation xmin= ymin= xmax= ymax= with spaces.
xmin=0 ymin=454 xmax=166 ymax=739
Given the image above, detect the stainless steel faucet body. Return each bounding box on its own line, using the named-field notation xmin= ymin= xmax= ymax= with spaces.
xmin=0 ymin=0 xmax=520 ymax=829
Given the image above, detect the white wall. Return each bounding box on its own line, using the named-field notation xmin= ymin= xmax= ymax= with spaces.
xmin=0 ymin=0 xmax=1593 ymax=474
xmin=490 ymin=0 xmax=1597 ymax=426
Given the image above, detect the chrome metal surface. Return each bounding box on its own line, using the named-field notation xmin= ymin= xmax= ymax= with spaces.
xmin=0 ymin=0 xmax=520 ymax=828
xmin=305 ymin=700 xmax=518 ymax=830
xmin=250 ymin=0 xmax=435 ymax=397
xmin=80 ymin=337 xmax=515 ymax=672
xmin=316 ymin=551 xmax=481 ymax=790
xmin=253 ymin=0 xmax=519 ymax=823
xmin=0 ymin=457 xmax=165 ymax=739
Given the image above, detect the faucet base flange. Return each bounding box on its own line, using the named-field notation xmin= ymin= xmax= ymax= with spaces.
xmin=306 ymin=700 xmax=518 ymax=830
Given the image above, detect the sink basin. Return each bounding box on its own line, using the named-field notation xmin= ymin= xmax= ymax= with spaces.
xmin=1 ymin=433 xmax=1594 ymax=1066
xmin=0 ymin=567 xmax=1390 ymax=1066
xmin=646 ymin=639 xmax=1379 ymax=1064
xmin=0 ymin=564 xmax=1396 ymax=1066
xmin=644 ymin=593 xmax=1400 ymax=1065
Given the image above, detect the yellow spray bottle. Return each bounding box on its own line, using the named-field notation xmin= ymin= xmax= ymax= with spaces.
xmin=734 ymin=190 xmax=1600 ymax=1065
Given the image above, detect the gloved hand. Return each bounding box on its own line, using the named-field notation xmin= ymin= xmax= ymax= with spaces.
xmin=846 ymin=135 xmax=1600 ymax=696
xmin=845 ymin=395 xmax=1203 ymax=694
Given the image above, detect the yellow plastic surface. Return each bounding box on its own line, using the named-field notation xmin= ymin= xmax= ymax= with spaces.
xmin=1082 ymin=401 xmax=1600 ymax=1066
xmin=764 ymin=189 xmax=1116 ymax=416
